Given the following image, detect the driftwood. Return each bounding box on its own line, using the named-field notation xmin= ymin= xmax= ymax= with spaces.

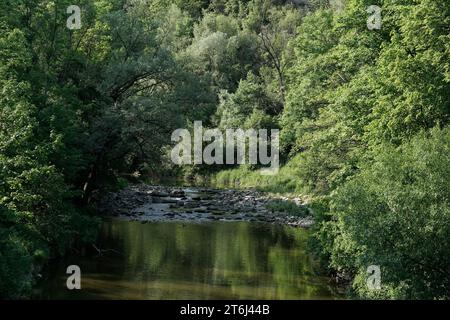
xmin=92 ymin=244 xmax=122 ymax=256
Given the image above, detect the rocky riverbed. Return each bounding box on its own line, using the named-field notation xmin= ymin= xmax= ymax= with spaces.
xmin=98 ymin=184 xmax=314 ymax=228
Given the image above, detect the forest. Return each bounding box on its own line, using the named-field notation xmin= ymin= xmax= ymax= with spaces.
xmin=0 ymin=0 xmax=449 ymax=299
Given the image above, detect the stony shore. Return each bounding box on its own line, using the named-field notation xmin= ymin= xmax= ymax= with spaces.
xmin=98 ymin=184 xmax=314 ymax=228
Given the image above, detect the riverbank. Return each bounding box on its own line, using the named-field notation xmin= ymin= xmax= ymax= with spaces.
xmin=98 ymin=184 xmax=314 ymax=228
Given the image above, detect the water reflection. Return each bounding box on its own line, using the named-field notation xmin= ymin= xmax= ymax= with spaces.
xmin=35 ymin=220 xmax=340 ymax=299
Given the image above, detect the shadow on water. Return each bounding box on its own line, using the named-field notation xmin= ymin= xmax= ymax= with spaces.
xmin=35 ymin=220 xmax=342 ymax=299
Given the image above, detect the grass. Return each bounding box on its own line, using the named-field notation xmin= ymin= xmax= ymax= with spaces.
xmin=211 ymin=154 xmax=307 ymax=194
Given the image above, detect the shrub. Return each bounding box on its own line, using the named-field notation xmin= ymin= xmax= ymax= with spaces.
xmin=323 ymin=127 xmax=450 ymax=299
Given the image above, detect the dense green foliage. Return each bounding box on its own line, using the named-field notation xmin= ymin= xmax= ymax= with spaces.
xmin=325 ymin=127 xmax=450 ymax=299
xmin=1 ymin=0 xmax=448 ymax=299
xmin=0 ymin=2 xmax=99 ymax=297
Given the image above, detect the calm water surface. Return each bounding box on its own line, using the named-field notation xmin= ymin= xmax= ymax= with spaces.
xmin=35 ymin=220 xmax=341 ymax=299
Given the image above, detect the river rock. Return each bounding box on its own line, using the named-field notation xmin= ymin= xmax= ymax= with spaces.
xmin=150 ymin=191 xmax=169 ymax=197
xmin=99 ymin=184 xmax=314 ymax=228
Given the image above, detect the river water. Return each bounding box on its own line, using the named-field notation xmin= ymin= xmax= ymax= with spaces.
xmin=35 ymin=219 xmax=341 ymax=299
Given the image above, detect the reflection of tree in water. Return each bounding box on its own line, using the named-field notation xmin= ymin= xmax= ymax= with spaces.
xmin=97 ymin=220 xmax=335 ymax=299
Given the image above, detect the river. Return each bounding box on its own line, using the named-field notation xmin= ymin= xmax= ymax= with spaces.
xmin=34 ymin=218 xmax=341 ymax=299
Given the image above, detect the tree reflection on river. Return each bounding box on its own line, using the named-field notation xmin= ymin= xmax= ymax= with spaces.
xmin=35 ymin=220 xmax=341 ymax=299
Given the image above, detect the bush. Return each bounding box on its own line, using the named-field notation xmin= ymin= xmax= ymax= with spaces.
xmin=322 ymin=127 xmax=450 ymax=299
